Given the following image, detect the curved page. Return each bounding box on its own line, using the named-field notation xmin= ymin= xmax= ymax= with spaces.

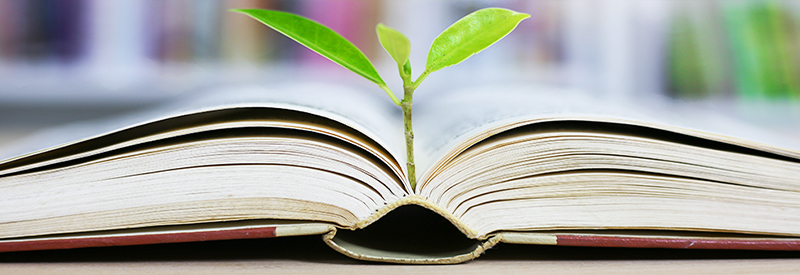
xmin=0 ymin=83 xmax=407 ymax=189
xmin=414 ymin=84 xmax=800 ymax=188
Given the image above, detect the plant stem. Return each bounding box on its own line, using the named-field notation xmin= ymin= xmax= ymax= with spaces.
xmin=412 ymin=70 xmax=431 ymax=89
xmin=398 ymin=68 xmax=432 ymax=191
xmin=401 ymin=85 xmax=416 ymax=190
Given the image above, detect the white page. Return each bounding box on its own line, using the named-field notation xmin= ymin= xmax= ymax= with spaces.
xmin=414 ymin=83 xmax=800 ymax=183
xmin=4 ymin=82 xmax=799 ymax=189
xmin=0 ymin=83 xmax=405 ymax=168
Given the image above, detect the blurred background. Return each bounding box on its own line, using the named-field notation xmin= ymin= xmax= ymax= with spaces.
xmin=1 ymin=0 xmax=799 ymax=145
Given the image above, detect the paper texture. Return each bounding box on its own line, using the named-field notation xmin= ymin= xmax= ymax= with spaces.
xmin=414 ymin=83 xmax=800 ymax=184
xmin=0 ymin=83 xmax=406 ymax=168
xmin=4 ymin=82 xmax=799 ymax=181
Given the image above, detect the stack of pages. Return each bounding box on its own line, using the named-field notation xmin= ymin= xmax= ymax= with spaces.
xmin=1 ymin=83 xmax=799 ymax=264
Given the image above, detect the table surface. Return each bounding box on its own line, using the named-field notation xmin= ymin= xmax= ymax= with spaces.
xmin=2 ymin=129 xmax=800 ymax=274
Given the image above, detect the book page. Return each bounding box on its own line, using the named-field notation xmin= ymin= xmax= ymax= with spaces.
xmin=414 ymin=83 xmax=800 ymax=185
xmin=0 ymin=83 xmax=406 ymax=173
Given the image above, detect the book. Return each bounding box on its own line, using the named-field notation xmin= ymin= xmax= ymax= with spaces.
xmin=1 ymin=82 xmax=800 ymax=264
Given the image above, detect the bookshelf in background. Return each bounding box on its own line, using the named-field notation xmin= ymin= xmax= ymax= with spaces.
xmin=0 ymin=0 xmax=797 ymax=131
xmin=668 ymin=0 xmax=800 ymax=102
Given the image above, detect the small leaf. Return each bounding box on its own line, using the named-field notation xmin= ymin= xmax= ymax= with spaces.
xmin=231 ymin=9 xmax=385 ymax=85
xmin=376 ymin=23 xmax=411 ymax=67
xmin=425 ymin=8 xmax=530 ymax=73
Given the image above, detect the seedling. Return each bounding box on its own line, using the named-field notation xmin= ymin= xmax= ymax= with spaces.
xmin=232 ymin=8 xmax=529 ymax=189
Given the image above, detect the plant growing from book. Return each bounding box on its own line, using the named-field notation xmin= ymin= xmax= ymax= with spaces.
xmin=232 ymin=8 xmax=529 ymax=189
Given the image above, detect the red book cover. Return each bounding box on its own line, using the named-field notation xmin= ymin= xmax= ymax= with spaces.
xmin=0 ymin=226 xmax=278 ymax=253
xmin=555 ymin=234 xmax=800 ymax=250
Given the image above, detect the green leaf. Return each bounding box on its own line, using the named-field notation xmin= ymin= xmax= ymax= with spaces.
xmin=376 ymin=23 xmax=411 ymax=67
xmin=425 ymin=8 xmax=530 ymax=73
xmin=231 ymin=9 xmax=385 ymax=85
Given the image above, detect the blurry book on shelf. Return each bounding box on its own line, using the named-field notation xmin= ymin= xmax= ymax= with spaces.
xmin=724 ymin=1 xmax=800 ymax=102
xmin=667 ymin=1 xmax=730 ymax=99
xmin=667 ymin=0 xmax=800 ymax=103
xmin=297 ymin=0 xmax=381 ymax=66
xmin=1 ymin=83 xmax=800 ymax=263
xmin=0 ymin=0 xmax=19 ymax=59
xmin=0 ymin=0 xmax=87 ymax=62
xmin=660 ymin=1 xmax=800 ymax=137
xmin=219 ymin=0 xmax=277 ymax=64
xmin=150 ymin=0 xmax=196 ymax=63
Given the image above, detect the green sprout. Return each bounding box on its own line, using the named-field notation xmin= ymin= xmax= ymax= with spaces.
xmin=231 ymin=8 xmax=529 ymax=189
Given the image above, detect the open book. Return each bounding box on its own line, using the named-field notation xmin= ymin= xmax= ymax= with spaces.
xmin=2 ymin=83 xmax=800 ymax=264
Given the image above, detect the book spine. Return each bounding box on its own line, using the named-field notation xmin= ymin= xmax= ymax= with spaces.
xmin=555 ymin=234 xmax=800 ymax=250
xmin=500 ymin=232 xmax=800 ymax=250
xmin=220 ymin=0 xmax=275 ymax=64
xmin=0 ymin=227 xmax=277 ymax=253
xmin=192 ymin=0 xmax=222 ymax=63
xmin=0 ymin=0 xmax=21 ymax=59
xmin=296 ymin=0 xmax=378 ymax=66
xmin=52 ymin=0 xmax=87 ymax=63
xmin=0 ymin=223 xmax=334 ymax=253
